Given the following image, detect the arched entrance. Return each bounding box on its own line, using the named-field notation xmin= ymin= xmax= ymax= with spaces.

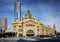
xmin=19 ymin=33 xmax=23 ymax=37
xmin=26 ymin=30 xmax=34 ymax=37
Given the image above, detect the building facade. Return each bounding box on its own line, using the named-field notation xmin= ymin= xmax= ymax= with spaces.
xmin=11 ymin=10 xmax=56 ymax=37
xmin=6 ymin=2 xmax=56 ymax=38
xmin=0 ymin=2 xmax=57 ymax=38
xmin=0 ymin=18 xmax=7 ymax=33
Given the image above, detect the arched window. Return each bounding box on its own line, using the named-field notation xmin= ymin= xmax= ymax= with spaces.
xmin=27 ymin=30 xmax=34 ymax=34
xmin=19 ymin=33 xmax=22 ymax=37
xmin=26 ymin=30 xmax=34 ymax=36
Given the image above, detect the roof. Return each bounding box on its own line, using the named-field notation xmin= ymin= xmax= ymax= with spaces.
xmin=5 ymin=28 xmax=16 ymax=33
xmin=23 ymin=10 xmax=35 ymax=19
xmin=25 ymin=10 xmax=32 ymax=17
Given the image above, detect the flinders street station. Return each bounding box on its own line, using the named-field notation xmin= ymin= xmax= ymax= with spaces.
xmin=0 ymin=2 xmax=57 ymax=38
xmin=10 ymin=10 xmax=56 ymax=38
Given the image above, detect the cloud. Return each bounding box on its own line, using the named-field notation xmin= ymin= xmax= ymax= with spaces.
xmin=0 ymin=0 xmax=16 ymax=6
xmin=21 ymin=6 xmax=28 ymax=11
xmin=5 ymin=4 xmax=28 ymax=11
xmin=37 ymin=4 xmax=60 ymax=32
xmin=6 ymin=4 xmax=14 ymax=10
xmin=40 ymin=12 xmax=60 ymax=32
xmin=0 ymin=0 xmax=60 ymax=32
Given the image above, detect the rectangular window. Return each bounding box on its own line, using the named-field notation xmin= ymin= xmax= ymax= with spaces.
xmin=26 ymin=24 xmax=35 ymax=27
xmin=37 ymin=29 xmax=39 ymax=31
xmin=19 ymin=26 xmax=22 ymax=27
xmin=37 ymin=26 xmax=39 ymax=28
xmin=18 ymin=29 xmax=23 ymax=32
xmin=40 ymin=23 xmax=43 ymax=25
xmin=14 ymin=26 xmax=16 ymax=28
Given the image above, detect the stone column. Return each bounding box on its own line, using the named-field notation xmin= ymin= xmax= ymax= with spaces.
xmin=35 ymin=24 xmax=37 ymax=36
xmin=23 ymin=23 xmax=26 ymax=38
xmin=17 ymin=33 xmax=19 ymax=37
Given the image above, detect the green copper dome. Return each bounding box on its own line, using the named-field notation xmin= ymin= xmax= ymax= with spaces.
xmin=23 ymin=10 xmax=35 ymax=20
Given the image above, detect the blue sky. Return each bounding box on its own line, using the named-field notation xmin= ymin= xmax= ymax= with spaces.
xmin=0 ymin=0 xmax=60 ymax=32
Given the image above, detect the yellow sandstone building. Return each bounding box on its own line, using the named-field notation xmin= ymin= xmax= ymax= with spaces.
xmin=10 ymin=10 xmax=56 ymax=37
xmin=5 ymin=2 xmax=56 ymax=38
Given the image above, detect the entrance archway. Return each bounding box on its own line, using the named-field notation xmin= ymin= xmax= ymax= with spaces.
xmin=26 ymin=30 xmax=34 ymax=36
xmin=19 ymin=33 xmax=23 ymax=37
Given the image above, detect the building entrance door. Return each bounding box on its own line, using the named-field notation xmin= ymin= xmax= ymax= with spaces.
xmin=26 ymin=30 xmax=34 ymax=37
xmin=19 ymin=33 xmax=22 ymax=37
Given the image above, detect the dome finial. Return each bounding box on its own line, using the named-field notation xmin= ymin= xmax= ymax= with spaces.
xmin=27 ymin=9 xmax=30 ymax=13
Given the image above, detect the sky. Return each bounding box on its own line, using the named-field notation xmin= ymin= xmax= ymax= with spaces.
xmin=0 ymin=0 xmax=60 ymax=32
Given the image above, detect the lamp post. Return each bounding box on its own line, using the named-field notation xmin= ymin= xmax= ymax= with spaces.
xmin=1 ymin=29 xmax=3 ymax=42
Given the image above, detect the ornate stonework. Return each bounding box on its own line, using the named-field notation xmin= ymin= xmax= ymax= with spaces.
xmin=11 ymin=10 xmax=56 ymax=37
